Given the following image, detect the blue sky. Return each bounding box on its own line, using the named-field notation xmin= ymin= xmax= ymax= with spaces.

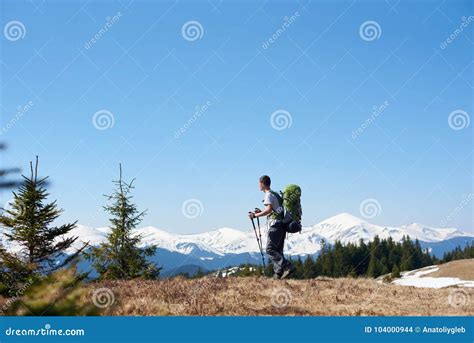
xmin=1 ymin=0 xmax=472 ymax=234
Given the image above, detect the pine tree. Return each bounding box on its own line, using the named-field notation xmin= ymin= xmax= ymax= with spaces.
xmin=318 ymin=239 xmax=334 ymax=276
xmin=0 ymin=157 xmax=84 ymax=279
xmin=193 ymin=267 xmax=207 ymax=278
xmin=366 ymin=252 xmax=380 ymax=277
xmin=379 ymin=255 xmax=389 ymax=275
xmin=400 ymin=236 xmax=414 ymax=271
xmin=412 ymin=239 xmax=423 ymax=269
xmin=292 ymin=256 xmax=304 ymax=279
xmin=4 ymin=265 xmax=98 ymax=316
xmin=302 ymin=255 xmax=315 ymax=279
xmin=86 ymin=164 xmax=160 ymax=280
xmin=333 ymin=241 xmax=344 ymax=276
xmin=391 ymin=264 xmax=400 ymax=278
xmin=0 ymin=245 xmax=35 ymax=294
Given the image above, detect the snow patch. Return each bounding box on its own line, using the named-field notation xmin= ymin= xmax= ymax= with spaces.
xmin=393 ymin=265 xmax=474 ymax=288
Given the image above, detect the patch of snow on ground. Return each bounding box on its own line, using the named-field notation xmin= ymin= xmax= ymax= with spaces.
xmin=402 ymin=266 xmax=439 ymax=277
xmin=393 ymin=265 xmax=474 ymax=288
xmin=393 ymin=277 xmax=474 ymax=289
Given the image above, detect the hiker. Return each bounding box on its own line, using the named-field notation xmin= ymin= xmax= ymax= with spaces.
xmin=249 ymin=175 xmax=295 ymax=279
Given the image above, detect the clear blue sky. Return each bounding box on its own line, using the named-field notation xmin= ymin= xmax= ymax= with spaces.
xmin=1 ymin=0 xmax=472 ymax=234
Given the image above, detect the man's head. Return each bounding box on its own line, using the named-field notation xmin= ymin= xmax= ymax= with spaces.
xmin=259 ymin=175 xmax=271 ymax=191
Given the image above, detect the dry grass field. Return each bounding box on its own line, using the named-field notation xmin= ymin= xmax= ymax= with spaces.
xmin=86 ymin=276 xmax=473 ymax=316
xmin=2 ymin=260 xmax=473 ymax=316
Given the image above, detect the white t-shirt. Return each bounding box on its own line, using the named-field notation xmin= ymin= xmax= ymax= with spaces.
xmin=263 ymin=190 xmax=283 ymax=227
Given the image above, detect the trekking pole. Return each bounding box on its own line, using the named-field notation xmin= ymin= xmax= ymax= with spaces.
xmin=249 ymin=212 xmax=266 ymax=274
xmin=255 ymin=210 xmax=267 ymax=275
xmin=254 ymin=208 xmax=264 ymax=254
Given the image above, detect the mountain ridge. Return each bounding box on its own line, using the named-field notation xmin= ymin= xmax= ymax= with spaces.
xmin=2 ymin=212 xmax=472 ymax=275
xmin=59 ymin=212 xmax=474 ymax=255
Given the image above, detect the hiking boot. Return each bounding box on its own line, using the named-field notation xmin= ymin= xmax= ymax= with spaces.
xmin=272 ymin=273 xmax=281 ymax=280
xmin=281 ymin=265 xmax=296 ymax=279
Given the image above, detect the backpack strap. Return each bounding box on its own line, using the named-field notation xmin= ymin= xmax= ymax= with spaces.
xmin=269 ymin=190 xmax=285 ymax=221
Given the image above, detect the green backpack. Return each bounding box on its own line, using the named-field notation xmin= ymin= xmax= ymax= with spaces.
xmin=282 ymin=184 xmax=302 ymax=222
xmin=267 ymin=185 xmax=302 ymax=233
xmin=278 ymin=184 xmax=302 ymax=233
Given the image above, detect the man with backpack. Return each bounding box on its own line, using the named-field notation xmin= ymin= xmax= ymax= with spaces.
xmin=249 ymin=175 xmax=296 ymax=279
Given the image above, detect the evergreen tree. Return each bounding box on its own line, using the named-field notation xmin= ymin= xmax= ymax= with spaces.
xmin=291 ymin=256 xmax=304 ymax=279
xmin=0 ymin=157 xmax=84 ymax=280
xmin=192 ymin=267 xmax=207 ymax=278
xmin=311 ymin=235 xmax=438 ymax=278
xmin=86 ymin=165 xmax=160 ymax=280
xmin=302 ymin=255 xmax=315 ymax=279
xmin=412 ymin=239 xmax=423 ymax=269
xmin=379 ymin=255 xmax=389 ymax=275
xmin=391 ymin=264 xmax=401 ymax=278
xmin=209 ymin=236 xmax=464 ymax=280
xmin=442 ymin=242 xmax=474 ymax=262
xmin=332 ymin=241 xmax=344 ymax=276
xmin=353 ymin=239 xmax=368 ymax=275
xmin=4 ymin=265 xmax=98 ymax=316
xmin=0 ymin=246 xmax=35 ymax=294
xmin=318 ymin=239 xmax=333 ymax=276
xmin=366 ymin=252 xmax=380 ymax=277
xmin=399 ymin=236 xmax=414 ymax=271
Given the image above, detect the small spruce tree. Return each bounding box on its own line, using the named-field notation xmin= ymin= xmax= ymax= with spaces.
xmin=86 ymin=164 xmax=160 ymax=280
xmin=391 ymin=264 xmax=401 ymax=278
xmin=0 ymin=245 xmax=35 ymax=294
xmin=0 ymin=157 xmax=84 ymax=280
xmin=4 ymin=265 xmax=98 ymax=316
xmin=366 ymin=252 xmax=381 ymax=277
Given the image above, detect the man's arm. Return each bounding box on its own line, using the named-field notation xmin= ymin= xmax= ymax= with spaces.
xmin=249 ymin=204 xmax=272 ymax=218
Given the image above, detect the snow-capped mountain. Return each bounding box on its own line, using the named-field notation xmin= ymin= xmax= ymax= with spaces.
xmin=309 ymin=213 xmax=469 ymax=244
xmin=1 ymin=213 xmax=472 ymax=276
